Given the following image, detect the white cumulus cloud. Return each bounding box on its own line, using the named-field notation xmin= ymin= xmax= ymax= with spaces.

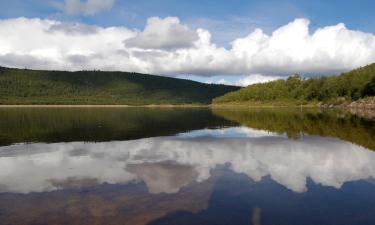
xmin=125 ymin=17 xmax=199 ymax=50
xmin=0 ymin=17 xmax=375 ymax=77
xmin=231 ymin=18 xmax=375 ymax=75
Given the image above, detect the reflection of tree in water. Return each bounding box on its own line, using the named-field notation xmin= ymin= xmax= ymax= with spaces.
xmin=251 ymin=207 xmax=261 ymax=225
xmin=0 ymin=107 xmax=233 ymax=146
xmin=213 ymin=108 xmax=375 ymax=150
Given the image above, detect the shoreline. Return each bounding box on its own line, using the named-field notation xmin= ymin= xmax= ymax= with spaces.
xmin=0 ymin=104 xmax=210 ymax=108
xmin=1 ymin=104 xmax=374 ymax=119
xmin=1 ymin=104 xmax=373 ymax=109
xmin=0 ymin=101 xmax=374 ymax=110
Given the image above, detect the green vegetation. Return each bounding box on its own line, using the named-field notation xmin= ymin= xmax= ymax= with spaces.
xmin=213 ymin=108 xmax=375 ymax=151
xmin=213 ymin=63 xmax=375 ymax=106
xmin=0 ymin=67 xmax=239 ymax=105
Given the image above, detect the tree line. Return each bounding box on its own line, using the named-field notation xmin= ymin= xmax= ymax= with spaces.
xmin=213 ymin=63 xmax=375 ymax=105
xmin=0 ymin=67 xmax=239 ymax=105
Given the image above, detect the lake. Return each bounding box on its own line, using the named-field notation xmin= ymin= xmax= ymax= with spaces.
xmin=0 ymin=107 xmax=375 ymax=225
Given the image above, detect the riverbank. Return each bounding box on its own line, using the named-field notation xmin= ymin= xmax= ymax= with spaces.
xmin=211 ymin=100 xmax=319 ymax=108
xmin=1 ymin=97 xmax=374 ymax=111
xmin=212 ymin=97 xmax=375 ymax=109
xmin=321 ymin=97 xmax=375 ymax=110
xmin=0 ymin=104 xmax=209 ymax=108
xmin=319 ymin=97 xmax=375 ymax=119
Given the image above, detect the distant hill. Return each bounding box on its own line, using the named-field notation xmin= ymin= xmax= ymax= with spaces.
xmin=0 ymin=67 xmax=239 ymax=105
xmin=213 ymin=63 xmax=375 ymax=106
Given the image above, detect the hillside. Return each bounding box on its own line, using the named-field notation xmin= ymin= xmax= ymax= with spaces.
xmin=213 ymin=63 xmax=375 ymax=106
xmin=0 ymin=67 xmax=239 ymax=105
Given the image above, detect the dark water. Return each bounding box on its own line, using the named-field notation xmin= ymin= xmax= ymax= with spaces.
xmin=0 ymin=107 xmax=375 ymax=225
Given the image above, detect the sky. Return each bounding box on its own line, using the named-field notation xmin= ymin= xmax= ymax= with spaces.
xmin=0 ymin=0 xmax=375 ymax=86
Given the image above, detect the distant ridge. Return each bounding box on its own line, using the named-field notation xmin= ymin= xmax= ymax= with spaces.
xmin=0 ymin=67 xmax=239 ymax=105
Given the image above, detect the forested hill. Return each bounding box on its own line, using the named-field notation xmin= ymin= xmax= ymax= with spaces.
xmin=213 ymin=63 xmax=375 ymax=106
xmin=0 ymin=67 xmax=239 ymax=105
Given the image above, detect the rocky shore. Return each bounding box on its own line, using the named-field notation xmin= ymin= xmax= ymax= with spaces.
xmin=321 ymin=97 xmax=375 ymax=119
xmin=347 ymin=97 xmax=375 ymax=110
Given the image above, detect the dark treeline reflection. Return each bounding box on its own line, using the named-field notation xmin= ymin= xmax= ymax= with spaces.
xmin=213 ymin=108 xmax=375 ymax=150
xmin=0 ymin=108 xmax=233 ymax=146
xmin=0 ymin=107 xmax=374 ymax=150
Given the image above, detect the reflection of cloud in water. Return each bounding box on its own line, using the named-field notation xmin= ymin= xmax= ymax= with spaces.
xmin=1 ymin=128 xmax=375 ymax=194
xmin=177 ymin=126 xmax=281 ymax=138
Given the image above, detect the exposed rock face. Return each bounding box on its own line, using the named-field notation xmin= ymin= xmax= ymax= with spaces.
xmin=321 ymin=97 xmax=375 ymax=109
xmin=348 ymin=97 xmax=375 ymax=110
xmin=320 ymin=97 xmax=375 ymax=119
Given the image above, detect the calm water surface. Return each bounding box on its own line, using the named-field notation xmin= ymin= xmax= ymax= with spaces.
xmin=0 ymin=107 xmax=375 ymax=225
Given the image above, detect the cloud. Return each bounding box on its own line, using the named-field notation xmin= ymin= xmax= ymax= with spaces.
xmin=48 ymin=22 xmax=99 ymax=35
xmin=186 ymin=16 xmax=269 ymax=47
xmin=125 ymin=17 xmax=199 ymax=50
xmin=0 ymin=17 xmax=375 ymax=77
xmin=0 ymin=17 xmax=138 ymax=72
xmin=1 ymin=127 xmax=375 ymax=194
xmin=213 ymin=74 xmax=283 ymax=86
xmin=236 ymin=74 xmax=283 ymax=86
xmin=61 ymin=0 xmax=114 ymax=16
xmin=231 ymin=18 xmax=375 ymax=75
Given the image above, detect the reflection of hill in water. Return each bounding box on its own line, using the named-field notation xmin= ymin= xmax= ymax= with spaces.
xmin=0 ymin=176 xmax=215 ymax=225
xmin=0 ymin=108 xmax=233 ymax=146
xmin=213 ymin=108 xmax=375 ymax=150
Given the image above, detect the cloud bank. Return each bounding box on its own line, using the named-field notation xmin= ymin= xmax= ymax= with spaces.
xmin=1 ymin=17 xmax=375 ymax=77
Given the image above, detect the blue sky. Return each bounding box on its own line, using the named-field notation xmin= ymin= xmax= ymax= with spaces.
xmin=1 ymin=0 xmax=375 ymax=44
xmin=1 ymin=0 xmax=375 ymax=85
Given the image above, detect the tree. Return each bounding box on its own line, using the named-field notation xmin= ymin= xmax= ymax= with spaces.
xmin=363 ymin=76 xmax=375 ymax=96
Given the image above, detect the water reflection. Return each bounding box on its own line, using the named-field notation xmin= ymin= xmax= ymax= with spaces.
xmin=214 ymin=108 xmax=375 ymax=150
xmin=0 ymin=107 xmax=374 ymax=150
xmin=1 ymin=127 xmax=374 ymax=194
xmin=1 ymin=108 xmax=375 ymax=225
xmin=0 ymin=108 xmax=233 ymax=146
